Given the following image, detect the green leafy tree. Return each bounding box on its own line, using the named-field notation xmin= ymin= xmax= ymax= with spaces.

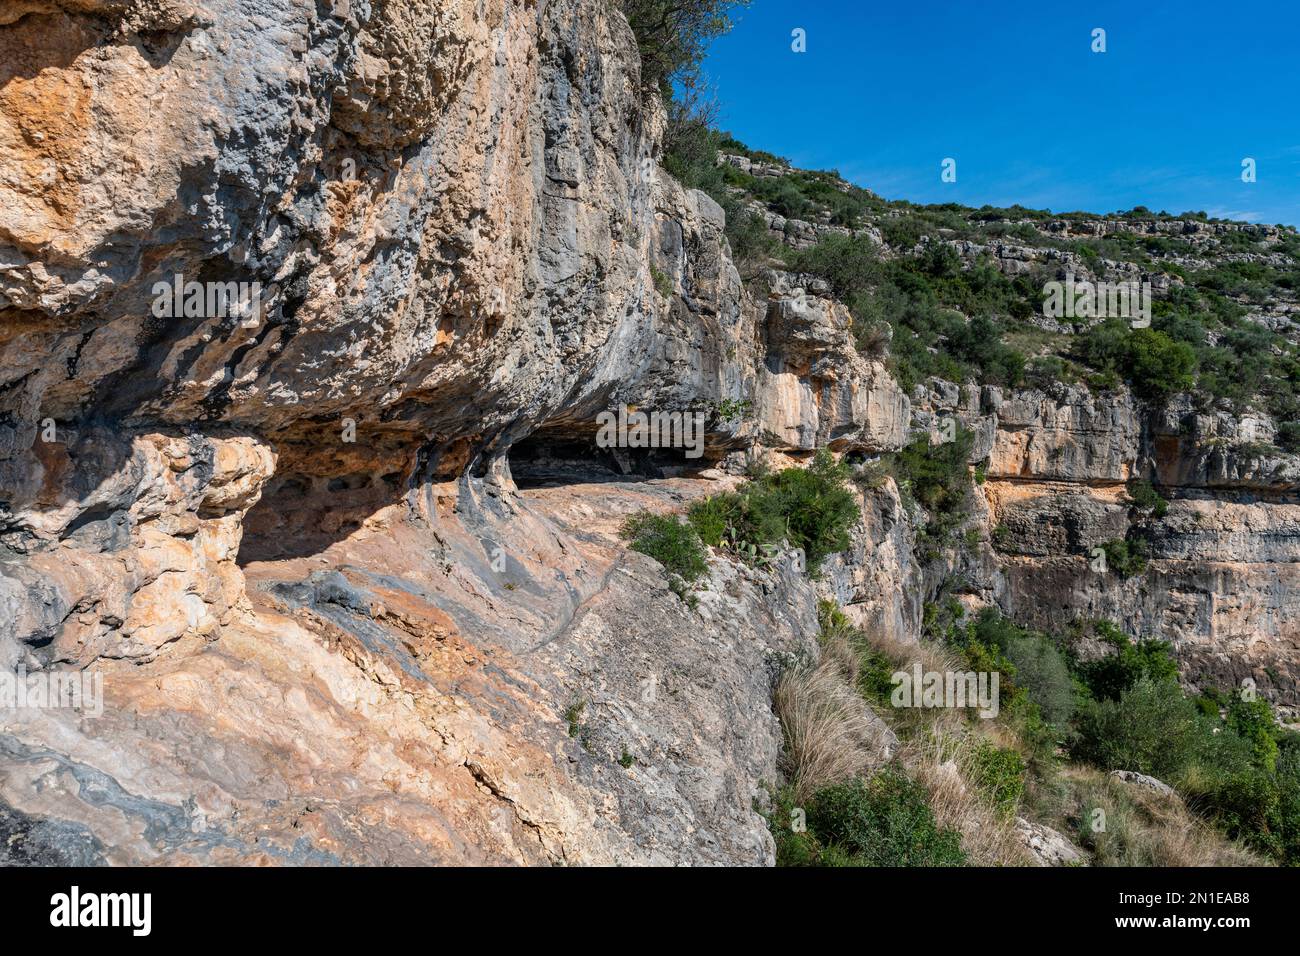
xmin=1078 ymin=320 xmax=1195 ymax=402
xmin=620 ymin=1 xmax=750 ymax=94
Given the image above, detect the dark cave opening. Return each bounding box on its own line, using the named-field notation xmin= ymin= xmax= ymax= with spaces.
xmin=507 ymin=428 xmax=720 ymax=489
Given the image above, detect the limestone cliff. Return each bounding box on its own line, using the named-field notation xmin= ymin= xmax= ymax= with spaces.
xmin=0 ymin=0 xmax=902 ymax=865
xmin=0 ymin=0 xmax=1295 ymax=866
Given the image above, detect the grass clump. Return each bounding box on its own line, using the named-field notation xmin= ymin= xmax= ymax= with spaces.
xmin=772 ymin=602 xmax=1033 ymax=866
xmin=969 ymin=740 xmax=1027 ymax=819
xmin=1064 ymin=767 xmax=1264 ymax=867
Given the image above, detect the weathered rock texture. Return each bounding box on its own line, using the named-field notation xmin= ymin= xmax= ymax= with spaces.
xmin=0 ymin=0 xmax=903 ymax=865
xmin=971 ymin=386 xmax=1300 ymax=712
xmin=1 ymin=0 xmax=1296 ymax=866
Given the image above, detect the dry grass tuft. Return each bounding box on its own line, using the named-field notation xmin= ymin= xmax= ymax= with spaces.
xmin=773 ymin=603 xmax=1271 ymax=868
xmin=774 ymin=633 xmax=895 ymax=803
xmin=1059 ymin=767 xmax=1267 ymax=867
xmin=900 ymin=731 xmax=1035 ymax=867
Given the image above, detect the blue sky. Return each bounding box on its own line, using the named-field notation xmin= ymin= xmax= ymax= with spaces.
xmin=702 ymin=0 xmax=1300 ymax=225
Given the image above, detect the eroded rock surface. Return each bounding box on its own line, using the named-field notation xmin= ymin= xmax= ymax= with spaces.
xmin=1 ymin=0 xmax=1297 ymax=866
xmin=0 ymin=0 xmax=889 ymax=865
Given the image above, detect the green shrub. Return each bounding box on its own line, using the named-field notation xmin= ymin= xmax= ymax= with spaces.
xmin=875 ymin=429 xmax=976 ymax=560
xmin=1100 ymin=537 xmax=1149 ymax=578
xmin=1069 ymin=678 xmax=1201 ymax=778
xmin=893 ymin=430 xmax=974 ymax=512
xmin=1127 ymin=478 xmax=1169 ymax=519
xmin=620 ymin=512 xmax=709 ymax=584
xmin=969 ymin=741 xmax=1026 ymax=819
xmin=1178 ymin=726 xmax=1279 ymax=845
xmin=990 ymin=524 xmax=1012 ymax=550
xmin=1003 ymin=688 xmax=1062 ymax=770
xmin=784 ymin=229 xmax=1037 ymax=391
xmin=1006 ymin=639 xmax=1077 ymax=726
xmin=620 ymin=0 xmax=750 ymax=93
xmin=1193 ymin=692 xmax=1222 ymax=719
xmin=1066 ymin=629 xmax=1299 ymax=863
xmin=814 ymin=601 xmax=897 ymax=703
xmin=1074 ymin=624 xmax=1178 ymax=702
xmin=1275 ymin=739 xmax=1300 ymax=865
xmin=801 ymin=769 xmax=967 ymax=867
xmin=1169 ymin=700 xmax=1300 ymax=862
xmin=688 ymin=448 xmax=858 ymax=571
xmin=1024 ymin=355 xmax=1077 ymax=392
xmin=769 ymin=787 xmax=821 ymax=866
xmin=1278 ymin=422 xmax=1300 ymax=454
xmin=755 ymin=449 xmax=859 ymax=568
xmin=649 ymin=264 xmax=673 ymax=298
xmin=854 ymin=647 xmax=901 ymax=705
xmin=1078 ymin=321 xmax=1196 ymax=403
xmin=1226 ymin=695 xmax=1281 ymax=774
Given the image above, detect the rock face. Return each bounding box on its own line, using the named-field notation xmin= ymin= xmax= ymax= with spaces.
xmin=1014 ymin=816 xmax=1084 ymax=867
xmin=0 ymin=432 xmax=274 ymax=668
xmin=0 ymin=0 xmax=903 ymax=865
xmin=1 ymin=0 xmax=1297 ymax=866
xmin=974 ymin=386 xmax=1300 ymax=712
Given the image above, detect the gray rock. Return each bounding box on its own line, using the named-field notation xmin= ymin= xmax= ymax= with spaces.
xmin=1110 ymin=770 xmax=1177 ymax=798
xmin=1015 ymin=817 xmax=1085 ymax=867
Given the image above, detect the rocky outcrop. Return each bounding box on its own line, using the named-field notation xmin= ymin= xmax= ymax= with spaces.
xmin=1 ymin=0 xmax=1296 ymax=867
xmin=959 ymin=384 xmax=1300 ymax=712
xmin=0 ymin=0 xmax=910 ymax=864
xmin=3 ymin=474 xmax=821 ymax=864
xmin=893 ymin=367 xmax=1298 ymax=714
xmin=1110 ymin=770 xmax=1176 ymax=798
xmin=0 ymin=432 xmax=274 ymax=668
xmin=1014 ymin=816 xmax=1084 ymax=867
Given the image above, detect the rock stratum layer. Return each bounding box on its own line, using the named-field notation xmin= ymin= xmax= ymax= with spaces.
xmin=1 ymin=1 xmax=1296 ymax=864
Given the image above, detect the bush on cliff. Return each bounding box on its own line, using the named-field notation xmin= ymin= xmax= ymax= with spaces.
xmin=620 ymin=0 xmax=750 ymax=94
xmin=1126 ymin=478 xmax=1169 ymax=518
xmin=688 ymin=449 xmax=858 ymax=571
xmin=1077 ymin=320 xmax=1196 ymax=403
xmin=1099 ymin=537 xmax=1149 ymax=578
xmin=786 ymin=236 xmax=1031 ymax=392
xmin=870 ymin=428 xmax=976 ymax=561
xmin=620 ymin=512 xmax=709 ymax=584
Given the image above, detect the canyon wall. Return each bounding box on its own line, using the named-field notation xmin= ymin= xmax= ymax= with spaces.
xmin=927 ymin=383 xmax=1300 ymax=713
xmin=0 ymin=0 xmax=903 ymax=865
xmin=0 ymin=1 xmax=1295 ymax=864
